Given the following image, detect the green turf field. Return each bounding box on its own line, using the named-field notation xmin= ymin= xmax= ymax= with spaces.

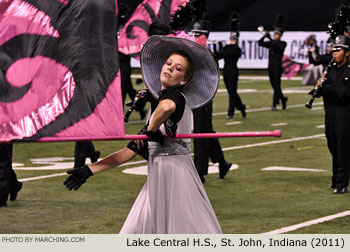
xmin=1 ymin=77 xmax=350 ymax=234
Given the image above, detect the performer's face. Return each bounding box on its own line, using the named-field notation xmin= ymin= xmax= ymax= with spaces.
xmin=273 ymin=33 xmax=282 ymax=40
xmin=332 ymin=48 xmax=350 ymax=65
xmin=308 ymin=40 xmax=315 ymax=46
xmin=160 ymin=53 xmax=191 ymax=88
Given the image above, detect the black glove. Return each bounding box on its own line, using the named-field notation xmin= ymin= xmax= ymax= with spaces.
xmin=64 ymin=165 xmax=93 ymax=191
xmin=145 ymin=129 xmax=164 ymax=146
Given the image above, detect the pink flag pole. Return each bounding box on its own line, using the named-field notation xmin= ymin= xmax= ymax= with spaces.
xmin=37 ymin=130 xmax=281 ymax=142
xmin=121 ymin=130 xmax=282 ymax=140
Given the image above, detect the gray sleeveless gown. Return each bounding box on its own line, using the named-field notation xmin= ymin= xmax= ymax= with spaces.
xmin=119 ymin=103 xmax=222 ymax=234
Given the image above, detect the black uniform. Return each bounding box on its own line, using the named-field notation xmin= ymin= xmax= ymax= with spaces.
xmin=309 ymin=52 xmax=332 ymax=68
xmin=0 ymin=144 xmax=22 ymax=206
xmin=119 ymin=51 xmax=147 ymax=119
xmin=317 ymin=61 xmax=350 ymax=190
xmin=119 ymin=51 xmax=137 ymax=105
xmin=258 ymin=36 xmax=287 ymax=108
xmin=193 ymin=101 xmax=228 ymax=179
xmin=307 ymin=44 xmax=320 ymax=64
xmin=216 ymin=43 xmax=246 ymax=117
xmin=193 ymin=52 xmax=231 ymax=182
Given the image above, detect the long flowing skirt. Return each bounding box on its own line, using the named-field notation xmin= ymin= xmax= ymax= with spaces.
xmin=119 ymin=153 xmax=222 ymax=234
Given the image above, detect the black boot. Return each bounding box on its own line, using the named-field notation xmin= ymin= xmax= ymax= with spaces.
xmin=240 ymin=105 xmax=246 ymax=118
xmin=10 ymin=181 xmax=22 ymax=201
xmin=219 ymin=161 xmax=232 ymax=179
xmin=90 ymin=151 xmax=101 ymax=163
xmin=282 ymin=97 xmax=288 ymax=110
xmin=333 ymin=187 xmax=348 ymax=194
xmin=0 ymin=190 xmax=9 ymax=207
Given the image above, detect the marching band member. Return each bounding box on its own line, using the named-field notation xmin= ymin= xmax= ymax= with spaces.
xmin=258 ymin=14 xmax=288 ymax=111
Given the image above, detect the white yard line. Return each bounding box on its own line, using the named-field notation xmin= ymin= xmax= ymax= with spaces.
xmin=261 ymin=166 xmax=325 ymax=172
xmin=270 ymin=123 xmax=288 ymax=127
xmin=222 ymin=134 xmax=324 ymax=152
xmin=263 ymin=211 xmax=350 ymax=234
xmin=213 ymin=102 xmax=323 ymax=116
xmin=225 ymin=121 xmax=242 ymax=125
xmin=19 ymin=172 xmax=67 ymax=182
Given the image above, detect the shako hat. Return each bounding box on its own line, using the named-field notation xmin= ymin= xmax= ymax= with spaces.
xmin=332 ymin=35 xmax=350 ymax=51
xmin=191 ymin=20 xmax=211 ymax=37
xmin=273 ymin=14 xmax=285 ymax=35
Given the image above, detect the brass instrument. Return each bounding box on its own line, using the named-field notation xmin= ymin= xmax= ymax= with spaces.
xmin=257 ymin=25 xmax=270 ymax=37
xmin=206 ymin=40 xmax=226 ymax=45
xmin=257 ymin=25 xmax=265 ymax=33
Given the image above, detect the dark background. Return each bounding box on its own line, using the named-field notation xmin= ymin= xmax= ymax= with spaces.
xmin=119 ymin=0 xmax=347 ymax=31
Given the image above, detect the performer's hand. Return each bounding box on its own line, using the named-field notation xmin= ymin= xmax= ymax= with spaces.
xmin=64 ymin=165 xmax=93 ymax=191
xmin=264 ymin=32 xmax=271 ymax=39
xmin=217 ymin=41 xmax=223 ymax=50
xmin=145 ymin=129 xmax=164 ymax=146
xmin=315 ymin=74 xmax=327 ymax=88
xmin=321 ymin=72 xmax=328 ymax=81
xmin=134 ymin=89 xmax=150 ymax=111
xmin=315 ymin=79 xmax=322 ymax=89
xmin=135 ymin=89 xmax=148 ymax=98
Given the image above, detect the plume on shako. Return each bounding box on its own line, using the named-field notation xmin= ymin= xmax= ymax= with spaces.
xmin=230 ymin=11 xmax=240 ymax=39
xmin=118 ymin=3 xmax=130 ymax=33
xmin=118 ymin=3 xmax=130 ymax=26
xmin=273 ymin=13 xmax=285 ymax=34
xmin=328 ymin=4 xmax=350 ymax=39
xmin=169 ymin=0 xmax=208 ymax=32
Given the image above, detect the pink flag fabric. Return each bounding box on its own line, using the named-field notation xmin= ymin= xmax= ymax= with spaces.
xmin=118 ymin=0 xmax=189 ymax=57
xmin=282 ymin=55 xmax=310 ymax=79
xmin=0 ymin=0 xmax=124 ymax=142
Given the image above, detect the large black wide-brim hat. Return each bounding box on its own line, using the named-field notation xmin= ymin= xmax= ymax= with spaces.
xmin=140 ymin=35 xmax=219 ymax=109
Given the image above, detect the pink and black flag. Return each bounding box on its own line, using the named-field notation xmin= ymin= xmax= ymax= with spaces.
xmin=0 ymin=0 xmax=125 ymax=142
xmin=282 ymin=55 xmax=309 ymax=79
xmin=118 ymin=0 xmax=189 ymax=57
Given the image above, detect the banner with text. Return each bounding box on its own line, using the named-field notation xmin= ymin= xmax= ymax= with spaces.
xmin=131 ymin=31 xmax=330 ymax=70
